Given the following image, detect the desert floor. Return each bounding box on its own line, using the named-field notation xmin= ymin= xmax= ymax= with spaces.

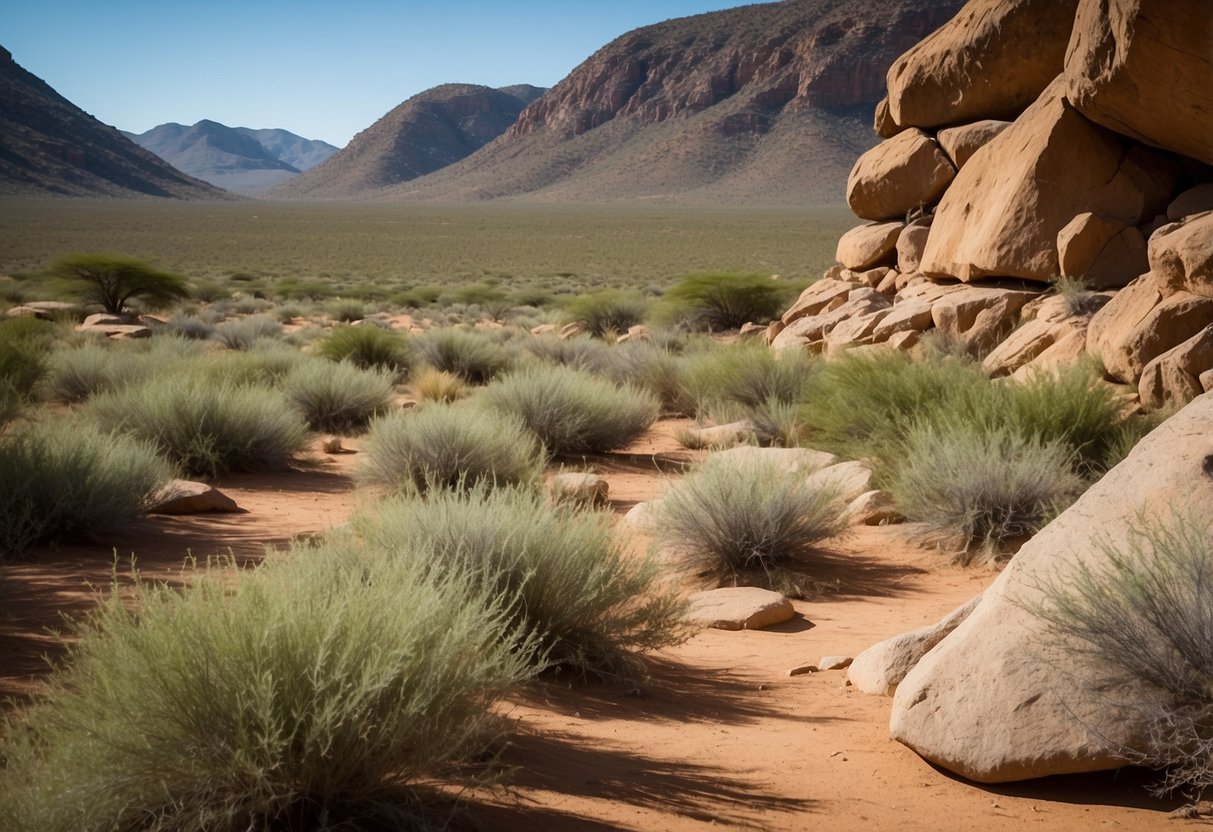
xmin=0 ymin=419 xmax=1187 ymax=830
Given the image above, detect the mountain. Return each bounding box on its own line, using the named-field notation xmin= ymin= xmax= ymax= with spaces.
xmin=379 ymin=0 xmax=965 ymax=205
xmin=0 ymin=46 xmax=225 ymax=199
xmin=269 ymin=83 xmax=546 ymax=199
xmin=125 ymin=121 xmax=339 ymax=194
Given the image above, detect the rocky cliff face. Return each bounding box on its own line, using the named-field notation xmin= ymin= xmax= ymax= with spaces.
xmin=270 ymin=84 xmax=544 ymax=199
xmin=0 ymin=47 xmax=225 ymax=199
xmin=371 ymin=0 xmax=964 ymax=204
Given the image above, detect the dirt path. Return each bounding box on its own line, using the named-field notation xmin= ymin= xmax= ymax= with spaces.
xmin=0 ymin=424 xmax=1184 ymax=829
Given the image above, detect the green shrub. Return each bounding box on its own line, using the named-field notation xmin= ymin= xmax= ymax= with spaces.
xmin=315 ymin=323 xmax=410 ymax=374
xmin=167 ymin=315 xmax=216 ymax=340
xmin=194 ymin=341 xmax=306 ymax=388
xmin=356 ymin=486 xmax=688 ymax=680
xmin=654 ymin=454 xmax=845 ymax=591
xmin=0 ymin=542 xmax=536 ymax=831
xmin=1031 ymin=508 xmax=1213 ymax=798
xmin=390 ymin=285 xmax=443 ymax=308
xmin=43 ymin=344 xmax=154 ymax=403
xmin=653 ymin=273 xmax=787 ymax=331
xmin=600 ymin=341 xmax=692 ymax=414
xmin=524 ymin=335 xmax=614 ymax=375
xmin=284 ymin=360 xmax=396 ymax=433
xmin=212 ymin=315 xmax=282 ymax=350
xmin=327 ymin=298 xmax=365 ymax=322
xmin=483 ymin=364 xmax=659 ymax=456
xmin=48 ymin=253 xmax=189 ymax=315
xmin=358 ymin=403 xmax=542 ymax=494
xmin=889 ymin=424 xmax=1085 ymax=563
xmin=89 ymin=377 xmax=309 ymax=478
xmin=0 ymin=420 xmax=173 ymax=558
xmin=411 ymin=328 xmax=512 ymax=384
xmin=0 ymin=317 xmax=55 ymax=422
xmin=562 ymin=290 xmax=647 ymax=338
xmin=681 ymin=344 xmax=815 ymax=420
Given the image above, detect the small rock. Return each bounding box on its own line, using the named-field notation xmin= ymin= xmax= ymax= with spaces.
xmin=818 ymin=656 xmax=853 ymax=671
xmin=147 ymin=480 xmax=241 ymax=515
xmin=549 ymin=472 xmax=608 ymax=506
xmin=787 ymin=664 xmax=818 ymax=677
xmin=683 ymin=420 xmax=757 ymax=450
xmin=322 ymin=436 xmax=356 ymax=454
xmin=686 ymin=587 xmax=794 ymax=631
xmin=559 ymin=322 xmax=584 ymax=339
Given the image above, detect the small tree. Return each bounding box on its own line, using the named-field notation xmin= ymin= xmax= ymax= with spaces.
xmin=50 ymin=253 xmax=189 ymax=315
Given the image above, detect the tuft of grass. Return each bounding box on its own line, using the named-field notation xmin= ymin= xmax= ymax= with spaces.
xmin=889 ymin=424 xmax=1085 ymax=564
xmin=654 ymin=454 xmax=845 ymax=590
xmin=562 ymin=290 xmax=647 ymax=338
xmin=652 ymin=272 xmax=789 ymax=331
xmin=89 ymin=377 xmax=309 ymax=478
xmin=43 ymin=344 xmax=153 ymax=403
xmin=0 ymin=316 xmax=56 ymax=424
xmin=358 ymin=403 xmax=542 ymax=494
xmin=315 ymin=323 xmax=410 ymax=375
xmin=0 ymin=419 xmax=174 ymax=558
xmin=1030 ymin=509 xmax=1213 ymax=799
xmin=166 ymin=315 xmax=217 ymax=340
xmin=327 ymin=298 xmax=365 ymax=322
xmin=0 ymin=543 xmax=537 ymax=832
xmin=356 ymin=485 xmax=689 ymax=680
xmin=194 ymin=340 xmax=306 ymax=388
xmin=681 ymin=344 xmax=815 ymax=421
xmin=483 ymin=364 xmax=659 ymax=456
xmin=1053 ymin=276 xmax=1106 ymax=318
xmin=411 ymin=329 xmax=513 ymax=384
xmin=212 ymin=315 xmax=282 ymax=350
xmin=284 ymin=359 xmax=396 ymax=433
xmin=411 ymin=365 xmax=469 ymax=404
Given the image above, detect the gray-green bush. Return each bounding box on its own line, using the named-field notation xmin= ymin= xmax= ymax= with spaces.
xmin=562 ymin=290 xmax=647 ymax=338
xmin=284 ymin=359 xmax=395 ymax=433
xmin=652 ymin=272 xmax=791 ymax=331
xmin=411 ymin=329 xmax=512 ymax=384
xmin=212 ymin=315 xmax=282 ymax=350
xmin=0 ymin=420 xmax=173 ymax=558
xmin=483 ymin=364 xmax=659 ymax=456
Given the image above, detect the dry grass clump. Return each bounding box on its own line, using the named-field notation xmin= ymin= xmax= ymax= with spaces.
xmin=561 ymin=290 xmax=647 ymax=338
xmin=410 ymin=365 xmax=469 ymax=403
xmin=315 ymin=324 xmax=410 ymax=375
xmin=0 ymin=544 xmax=536 ymax=831
xmin=212 ymin=315 xmax=282 ymax=350
xmin=411 ymin=329 xmax=513 ymax=384
xmin=283 ymin=359 xmax=396 ymax=433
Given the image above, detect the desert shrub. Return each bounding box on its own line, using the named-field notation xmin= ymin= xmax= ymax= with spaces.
xmin=43 ymin=344 xmax=157 ymax=403
xmin=0 ymin=317 xmax=55 ymax=421
xmin=681 ymin=344 xmax=815 ymax=420
xmin=0 ymin=419 xmax=173 ymax=558
xmin=1030 ymin=509 xmax=1213 ymax=798
xmin=327 ymin=298 xmax=365 ymax=322
xmin=746 ymin=395 xmax=805 ymax=447
xmin=167 ymin=314 xmax=216 ymax=340
xmin=654 ymin=455 xmax=845 ymax=590
xmin=524 ymin=335 xmax=614 ymax=375
xmin=411 ymin=329 xmax=513 ymax=384
xmin=284 ymin=360 xmax=395 ymax=433
xmin=358 ymin=403 xmax=542 ymax=494
xmin=231 ymin=296 xmax=272 ymax=316
xmin=483 ymin=364 xmax=659 ymax=456
xmin=391 ymin=285 xmax=443 ymax=308
xmin=562 ymin=290 xmax=647 ymax=338
xmin=48 ymin=253 xmax=189 ymax=315
xmin=888 ymin=424 xmax=1085 ymax=563
xmin=315 ymin=323 xmax=410 ymax=375
xmin=1053 ymin=276 xmax=1106 ymax=318
xmin=604 ymin=341 xmax=692 ymax=414
xmin=212 ymin=315 xmax=281 ymax=350
xmin=411 ymin=365 xmax=469 ymax=403
xmin=356 ymin=485 xmax=688 ymax=680
xmin=89 ymin=377 xmax=309 ymax=478
xmin=194 ymin=341 xmax=306 ymax=388
xmin=274 ymin=277 xmax=334 ymax=301
xmin=0 ymin=542 xmax=535 ymax=831
xmin=653 ymin=272 xmax=786 ymax=331
xmin=510 ymin=287 xmax=555 ymax=308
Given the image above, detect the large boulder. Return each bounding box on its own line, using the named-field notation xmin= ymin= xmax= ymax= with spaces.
xmin=781 ymin=278 xmax=862 ymax=326
xmin=930 ymin=286 xmax=1037 ymax=348
xmin=1065 ymin=0 xmax=1213 ymax=165
xmin=835 ymin=222 xmax=902 ymax=271
xmin=1056 ymin=213 xmax=1149 ymax=290
xmin=1148 ymin=212 xmax=1213 ymax=299
xmin=845 ymin=129 xmax=955 ymax=222
xmin=936 ymin=120 xmax=1011 ymax=170
xmin=1091 ymin=283 xmax=1213 ymax=384
xmin=1138 ymin=326 xmax=1213 ymax=409
xmin=886 ymin=0 xmax=1080 ymax=129
xmin=849 ymin=595 xmax=981 ymax=696
xmin=891 ymin=394 xmax=1213 ymax=782
xmin=686 ymin=587 xmax=794 ymax=631
xmin=920 ymin=77 xmax=1180 ymax=284
xmin=895 ymin=216 xmax=932 ymax=275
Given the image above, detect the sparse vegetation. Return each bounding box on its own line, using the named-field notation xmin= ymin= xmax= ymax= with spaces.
xmin=411 ymin=329 xmax=513 ymax=384
xmin=315 ymin=324 xmax=410 ymax=375
xmin=212 ymin=315 xmax=282 ymax=350
xmin=562 ymin=290 xmax=647 ymax=338
xmin=356 ymin=485 xmax=689 ymax=680
xmin=0 ymin=316 xmax=55 ymax=424
xmin=358 ymin=403 xmax=542 ymax=494
xmin=43 ymin=344 xmax=151 ymax=403
xmin=483 ymin=364 xmax=659 ymax=456
xmin=410 ymin=365 xmax=469 ymax=403
xmin=653 ymin=272 xmax=790 ymax=331
xmin=283 ymin=359 xmax=396 ymax=433
xmin=48 ymin=253 xmax=189 ymax=315
xmin=0 ymin=419 xmax=174 ymax=558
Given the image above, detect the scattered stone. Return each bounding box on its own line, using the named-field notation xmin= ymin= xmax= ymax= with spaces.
xmin=844 ymin=490 xmax=902 ymax=526
xmin=895 ymin=216 xmax=932 ymax=275
xmin=1167 ymin=185 xmax=1213 ymax=222
xmin=1138 ymin=326 xmax=1213 ymax=409
xmin=559 ymin=322 xmax=584 ymax=339
xmin=616 ymin=323 xmax=650 ymax=343
xmin=835 ymin=222 xmax=902 ymax=271
xmin=846 ymin=129 xmax=955 ymax=222
xmin=682 ymin=420 xmax=757 ymax=450
xmin=818 ymin=656 xmax=853 ymax=671
xmin=805 ymin=460 xmax=874 ymax=504
xmin=711 ymin=445 xmax=838 ymax=475
xmin=686 ymin=587 xmax=795 ymax=631
xmin=738 ymin=321 xmax=766 ymax=340
xmin=1056 ymin=213 xmax=1149 ymax=290
xmin=936 ymin=120 xmax=1011 ymax=170
xmin=5 ymin=306 xmax=42 ymax=318
xmin=1149 ymin=212 xmax=1213 ymax=299
xmin=78 ymin=312 xmax=127 ymax=328
xmin=321 ymin=436 xmax=357 ymax=454
xmin=787 ymin=664 xmax=818 ymax=677
xmin=621 ymin=499 xmax=661 ymax=531
xmin=849 ymin=596 xmax=982 ymax=697
xmin=147 ymin=480 xmax=241 ymax=515
xmin=549 ymin=472 xmax=609 ymax=507
xmin=530 ymin=323 xmax=558 ymax=335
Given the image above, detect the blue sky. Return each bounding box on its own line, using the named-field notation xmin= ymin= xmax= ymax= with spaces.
xmin=1 ymin=1 xmax=749 ymax=146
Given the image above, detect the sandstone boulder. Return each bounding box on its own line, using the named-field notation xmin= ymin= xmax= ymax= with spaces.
xmin=891 ymin=395 xmax=1213 ymax=782
xmin=920 ymin=78 xmax=1180 ymax=284
xmin=936 ymin=120 xmax=1011 ymax=170
xmin=1167 ymin=185 xmax=1213 ymax=222
xmin=780 ymin=279 xmax=862 ymax=326
xmin=1092 ymin=285 xmax=1213 ymax=384
xmin=824 ymin=309 xmax=893 ymax=357
xmin=686 ymin=587 xmax=795 ymax=631
xmin=843 ymin=490 xmax=902 ymax=526
xmin=895 ymin=216 xmax=932 ymax=275
xmin=982 ymin=318 xmax=1068 ymax=377
xmin=873 ymin=96 xmax=901 ymax=138
xmin=710 ymin=445 xmax=838 ymax=476
xmin=930 ymin=287 xmax=1037 ymax=347
xmin=148 ymin=480 xmax=241 ymax=515
xmin=849 ymin=595 xmax=981 ymax=696
xmin=1138 ymin=326 xmax=1213 ymax=409
xmin=886 ymin=0 xmax=1079 ymax=128
xmin=1065 ymin=0 xmax=1213 ymax=165
xmin=1056 ymin=213 xmax=1149 ymax=290
xmin=1012 ymin=327 xmax=1089 ymax=382
xmin=835 ymin=222 xmax=902 ymax=271
xmin=871 ymin=300 xmax=935 ymax=341
xmin=682 ymin=420 xmax=757 ymax=450
xmin=846 ymin=129 xmax=955 ymax=222
xmin=1148 ymin=212 xmax=1213 ymax=299
xmin=771 ymin=290 xmax=892 ymax=353
xmin=805 ymin=460 xmax=874 ymax=504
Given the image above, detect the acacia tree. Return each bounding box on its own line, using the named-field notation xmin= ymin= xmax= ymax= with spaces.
xmin=50 ymin=253 xmax=189 ymax=315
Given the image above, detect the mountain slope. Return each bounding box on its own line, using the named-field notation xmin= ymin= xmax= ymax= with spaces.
xmin=269 ymin=83 xmax=545 ymax=199
xmin=0 ymin=46 xmax=225 ymax=199
xmin=384 ymin=0 xmax=964 ymax=205
xmin=127 ymin=121 xmax=338 ymax=194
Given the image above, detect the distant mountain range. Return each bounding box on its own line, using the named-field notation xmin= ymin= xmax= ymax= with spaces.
xmin=0 ymin=45 xmax=223 ymax=199
xmin=123 ymin=121 xmax=340 ymax=194
xmin=269 ymin=83 xmax=545 ymax=199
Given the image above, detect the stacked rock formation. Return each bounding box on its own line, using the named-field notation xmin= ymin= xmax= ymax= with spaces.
xmin=771 ymin=0 xmax=1213 ymax=409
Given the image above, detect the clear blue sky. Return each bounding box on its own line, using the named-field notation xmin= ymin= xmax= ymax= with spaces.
xmin=1 ymin=0 xmax=750 ymax=147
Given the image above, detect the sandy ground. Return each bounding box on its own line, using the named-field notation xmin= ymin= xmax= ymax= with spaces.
xmin=0 ymin=422 xmax=1189 ymax=830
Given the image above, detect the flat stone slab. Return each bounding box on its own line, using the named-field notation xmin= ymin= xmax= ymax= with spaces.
xmin=686 ymin=587 xmax=795 ymax=631
xmin=147 ymin=479 xmax=241 ymax=515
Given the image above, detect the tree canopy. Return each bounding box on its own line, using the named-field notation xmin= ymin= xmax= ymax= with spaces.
xmin=50 ymin=253 xmax=189 ymax=315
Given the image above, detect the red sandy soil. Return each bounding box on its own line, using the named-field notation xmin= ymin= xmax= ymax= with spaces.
xmin=0 ymin=422 xmax=1187 ymax=830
